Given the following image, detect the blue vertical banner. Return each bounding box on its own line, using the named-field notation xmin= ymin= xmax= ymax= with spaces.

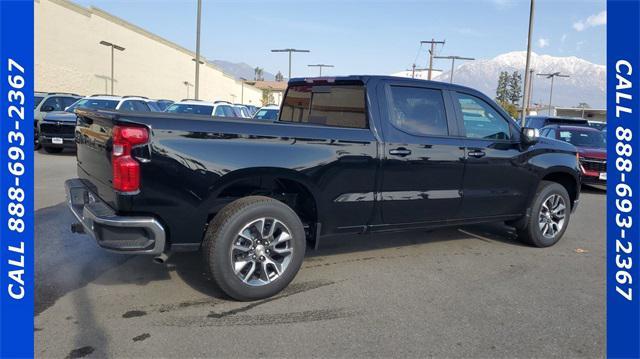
xmin=607 ymin=0 xmax=640 ymax=358
xmin=0 ymin=0 xmax=35 ymax=358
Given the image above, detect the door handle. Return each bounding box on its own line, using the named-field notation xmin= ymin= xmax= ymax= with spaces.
xmin=389 ymin=147 xmax=412 ymax=157
xmin=467 ymin=149 xmax=486 ymax=158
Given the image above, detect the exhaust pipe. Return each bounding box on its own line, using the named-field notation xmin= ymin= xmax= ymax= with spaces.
xmin=153 ymin=252 xmax=170 ymax=264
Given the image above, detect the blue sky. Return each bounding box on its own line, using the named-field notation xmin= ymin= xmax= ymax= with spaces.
xmin=73 ymin=0 xmax=606 ymax=77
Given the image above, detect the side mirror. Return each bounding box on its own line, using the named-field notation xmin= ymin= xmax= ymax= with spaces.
xmin=521 ymin=127 xmax=540 ymax=145
xmin=41 ymin=105 xmax=55 ymax=112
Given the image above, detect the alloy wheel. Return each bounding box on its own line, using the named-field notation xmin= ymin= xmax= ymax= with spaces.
xmin=538 ymin=194 xmax=566 ymax=239
xmin=230 ymin=217 xmax=294 ymax=286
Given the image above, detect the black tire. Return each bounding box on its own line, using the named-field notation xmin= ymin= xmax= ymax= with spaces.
xmin=516 ymin=180 xmax=571 ymax=247
xmin=203 ymin=196 xmax=306 ymax=301
xmin=43 ymin=146 xmax=63 ymax=154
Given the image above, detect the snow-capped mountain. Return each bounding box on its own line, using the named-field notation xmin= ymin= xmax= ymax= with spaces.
xmin=394 ymin=51 xmax=606 ymax=108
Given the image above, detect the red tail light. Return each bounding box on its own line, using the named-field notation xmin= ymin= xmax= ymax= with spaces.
xmin=112 ymin=125 xmax=149 ymax=192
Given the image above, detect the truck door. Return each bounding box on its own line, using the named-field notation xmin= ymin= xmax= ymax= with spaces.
xmin=375 ymin=82 xmax=466 ymax=227
xmin=451 ymin=91 xmax=533 ymax=219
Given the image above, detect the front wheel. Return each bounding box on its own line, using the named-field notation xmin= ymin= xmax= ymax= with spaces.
xmin=203 ymin=196 xmax=306 ymax=301
xmin=516 ymin=181 xmax=571 ymax=247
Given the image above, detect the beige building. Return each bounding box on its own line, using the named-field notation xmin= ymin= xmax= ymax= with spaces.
xmin=555 ymin=107 xmax=606 ymax=122
xmin=35 ymin=0 xmax=264 ymax=105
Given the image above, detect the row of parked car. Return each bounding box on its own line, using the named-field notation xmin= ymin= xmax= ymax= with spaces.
xmin=34 ymin=92 xmax=281 ymax=154
xmin=524 ymin=115 xmax=607 ymax=188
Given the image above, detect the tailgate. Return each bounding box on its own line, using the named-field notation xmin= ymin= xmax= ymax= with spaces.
xmin=74 ymin=109 xmax=120 ymax=207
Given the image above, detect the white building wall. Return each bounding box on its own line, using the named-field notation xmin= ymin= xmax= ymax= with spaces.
xmin=35 ymin=0 xmax=263 ymax=105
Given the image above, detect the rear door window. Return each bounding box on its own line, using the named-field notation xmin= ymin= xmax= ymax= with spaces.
xmin=280 ymin=84 xmax=367 ymax=129
xmin=222 ymin=105 xmax=236 ymax=117
xmin=387 ymin=86 xmax=448 ymax=136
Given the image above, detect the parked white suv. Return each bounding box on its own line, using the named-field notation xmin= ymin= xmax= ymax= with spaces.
xmin=164 ymin=100 xmax=238 ymax=117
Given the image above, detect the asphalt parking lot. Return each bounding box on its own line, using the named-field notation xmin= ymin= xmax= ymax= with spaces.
xmin=35 ymin=149 xmax=605 ymax=358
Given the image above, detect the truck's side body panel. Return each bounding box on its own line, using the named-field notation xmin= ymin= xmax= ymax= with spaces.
xmin=73 ymin=76 xmax=581 ymax=251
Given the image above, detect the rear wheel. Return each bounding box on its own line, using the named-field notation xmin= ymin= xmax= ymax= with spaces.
xmin=202 ymin=196 xmax=306 ymax=301
xmin=516 ymin=181 xmax=571 ymax=247
xmin=43 ymin=146 xmax=63 ymax=154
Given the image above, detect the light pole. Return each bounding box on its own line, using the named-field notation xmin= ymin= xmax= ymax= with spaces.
xmin=183 ymin=81 xmax=193 ymax=98
xmin=240 ymin=77 xmax=247 ymax=104
xmin=433 ymin=55 xmax=475 ymax=83
xmin=521 ymin=0 xmax=535 ymax=125
xmin=194 ymin=0 xmax=202 ymax=99
xmin=99 ymin=40 xmax=125 ymax=95
xmin=526 ymin=68 xmax=535 ymax=116
xmin=271 ymin=48 xmax=310 ymax=79
xmin=308 ymin=64 xmax=334 ymax=76
xmin=537 ymin=72 xmax=570 ymax=115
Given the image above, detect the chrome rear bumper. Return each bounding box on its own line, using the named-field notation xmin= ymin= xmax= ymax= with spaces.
xmin=65 ymin=178 xmax=166 ymax=255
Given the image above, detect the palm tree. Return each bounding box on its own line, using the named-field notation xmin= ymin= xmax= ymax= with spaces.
xmin=254 ymin=67 xmax=264 ymax=81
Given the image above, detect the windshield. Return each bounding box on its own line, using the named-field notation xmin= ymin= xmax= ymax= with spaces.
xmin=165 ymin=104 xmax=213 ymax=115
xmin=253 ymin=109 xmax=279 ymax=120
xmin=559 ymin=129 xmax=606 ymax=148
xmin=68 ymin=98 xmax=119 ymax=112
xmin=34 ymin=95 xmax=45 ymax=108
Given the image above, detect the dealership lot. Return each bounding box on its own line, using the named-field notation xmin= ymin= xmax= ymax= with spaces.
xmin=35 ymin=150 xmax=604 ymax=358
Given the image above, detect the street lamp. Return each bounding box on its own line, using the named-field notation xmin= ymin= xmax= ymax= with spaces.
xmin=308 ymin=64 xmax=334 ymax=76
xmin=239 ymin=77 xmax=247 ymax=104
xmin=194 ymin=0 xmax=202 ymax=99
xmin=271 ymin=48 xmax=310 ymax=79
xmin=433 ymin=55 xmax=475 ymax=83
xmin=99 ymin=40 xmax=125 ymax=95
xmin=537 ymin=72 xmax=570 ymax=115
xmin=183 ymin=81 xmax=194 ymax=98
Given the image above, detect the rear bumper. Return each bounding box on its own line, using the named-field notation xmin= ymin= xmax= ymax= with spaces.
xmin=65 ymin=178 xmax=166 ymax=255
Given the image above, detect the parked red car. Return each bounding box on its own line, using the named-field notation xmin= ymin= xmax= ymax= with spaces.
xmin=540 ymin=125 xmax=606 ymax=188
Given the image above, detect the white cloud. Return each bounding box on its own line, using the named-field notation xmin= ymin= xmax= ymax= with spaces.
xmin=573 ymin=10 xmax=606 ymax=31
xmin=490 ymin=0 xmax=515 ymax=9
xmin=537 ymin=38 xmax=550 ymax=48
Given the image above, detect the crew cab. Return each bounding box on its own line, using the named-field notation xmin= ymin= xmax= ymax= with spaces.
xmin=66 ymin=76 xmax=581 ymax=300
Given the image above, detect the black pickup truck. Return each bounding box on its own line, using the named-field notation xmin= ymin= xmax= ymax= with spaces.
xmin=66 ymin=76 xmax=580 ymax=300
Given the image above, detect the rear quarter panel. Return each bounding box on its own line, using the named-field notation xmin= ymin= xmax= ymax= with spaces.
xmin=124 ymin=116 xmax=378 ymax=246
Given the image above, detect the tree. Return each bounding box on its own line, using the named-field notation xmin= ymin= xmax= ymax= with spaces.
xmin=495 ymin=71 xmax=509 ymax=103
xmin=577 ymin=102 xmax=591 ymax=108
xmin=254 ymin=67 xmax=264 ymax=81
xmin=508 ymin=71 xmax=522 ymax=105
xmin=261 ymin=89 xmax=274 ymax=106
xmin=499 ymin=102 xmax=519 ymax=118
xmin=275 ymin=71 xmax=284 ymax=82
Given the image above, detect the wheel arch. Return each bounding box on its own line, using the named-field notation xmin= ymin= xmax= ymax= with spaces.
xmin=202 ymin=167 xmax=323 ymax=231
xmin=540 ymin=167 xmax=580 ymax=208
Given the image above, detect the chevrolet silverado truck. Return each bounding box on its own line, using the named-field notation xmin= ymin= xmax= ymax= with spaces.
xmin=65 ymin=76 xmax=580 ymax=300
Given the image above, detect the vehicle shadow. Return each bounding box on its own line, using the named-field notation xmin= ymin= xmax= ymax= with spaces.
xmin=582 ymin=185 xmax=606 ymax=195
xmin=36 ymin=200 xmax=526 ymax=310
xmin=37 ymin=148 xmax=76 ymax=156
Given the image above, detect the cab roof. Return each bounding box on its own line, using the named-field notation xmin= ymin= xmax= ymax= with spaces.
xmin=288 ymin=75 xmax=483 ymax=93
